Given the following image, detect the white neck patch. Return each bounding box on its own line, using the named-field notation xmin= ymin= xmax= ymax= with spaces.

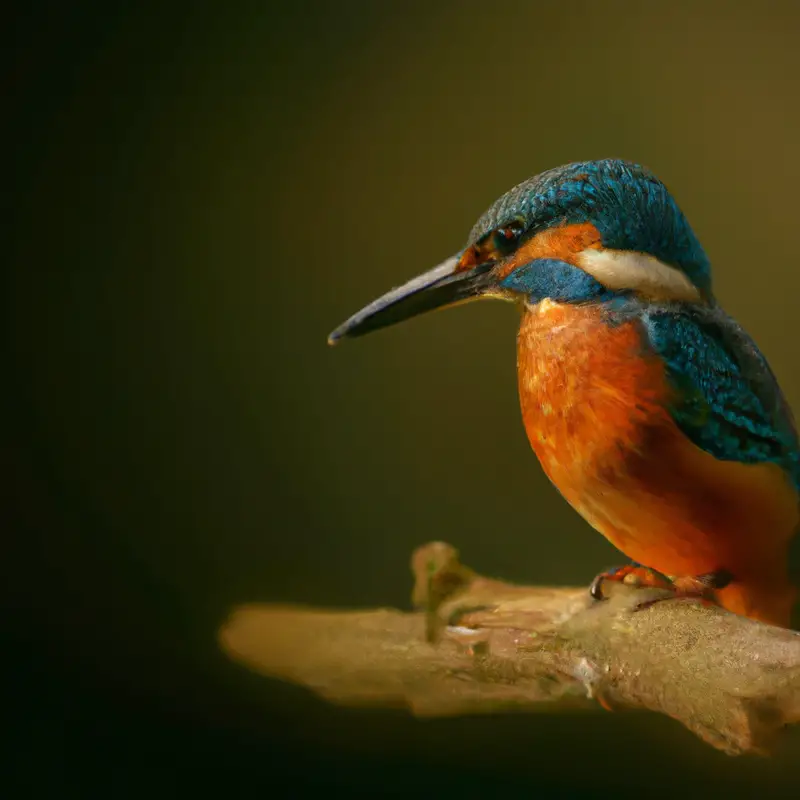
xmin=576 ymin=248 xmax=702 ymax=303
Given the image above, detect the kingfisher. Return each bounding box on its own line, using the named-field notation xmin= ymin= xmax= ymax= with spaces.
xmin=328 ymin=159 xmax=800 ymax=628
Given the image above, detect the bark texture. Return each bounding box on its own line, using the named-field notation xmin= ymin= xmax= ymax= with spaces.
xmin=219 ymin=542 xmax=800 ymax=755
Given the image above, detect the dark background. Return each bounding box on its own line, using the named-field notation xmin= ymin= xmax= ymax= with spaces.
xmin=6 ymin=1 xmax=800 ymax=796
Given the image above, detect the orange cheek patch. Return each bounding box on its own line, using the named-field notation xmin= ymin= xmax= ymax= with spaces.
xmin=496 ymin=222 xmax=602 ymax=279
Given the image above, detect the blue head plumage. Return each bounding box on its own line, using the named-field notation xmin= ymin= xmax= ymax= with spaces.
xmin=468 ymin=159 xmax=713 ymax=298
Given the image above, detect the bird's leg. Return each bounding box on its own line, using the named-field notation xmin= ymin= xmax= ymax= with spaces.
xmin=668 ymin=570 xmax=734 ymax=593
xmin=590 ymin=563 xmax=733 ymax=605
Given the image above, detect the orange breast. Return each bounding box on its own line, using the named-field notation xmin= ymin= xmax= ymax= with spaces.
xmin=518 ymin=301 xmax=798 ymax=625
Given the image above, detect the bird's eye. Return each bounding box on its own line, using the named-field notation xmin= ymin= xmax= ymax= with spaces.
xmin=457 ymin=218 xmax=526 ymax=272
xmin=491 ymin=220 xmax=524 ymax=254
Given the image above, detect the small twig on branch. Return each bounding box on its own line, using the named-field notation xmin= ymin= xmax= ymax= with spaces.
xmin=219 ymin=541 xmax=800 ymax=756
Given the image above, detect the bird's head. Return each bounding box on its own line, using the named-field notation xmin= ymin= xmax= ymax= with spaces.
xmin=328 ymin=159 xmax=712 ymax=344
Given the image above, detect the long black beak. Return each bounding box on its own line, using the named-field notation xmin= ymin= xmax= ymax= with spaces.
xmin=327 ymin=256 xmax=495 ymax=345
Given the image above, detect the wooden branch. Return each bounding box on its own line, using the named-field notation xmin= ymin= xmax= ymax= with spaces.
xmin=219 ymin=541 xmax=800 ymax=756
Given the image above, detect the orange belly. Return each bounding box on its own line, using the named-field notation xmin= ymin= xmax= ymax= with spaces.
xmin=518 ymin=300 xmax=798 ymax=625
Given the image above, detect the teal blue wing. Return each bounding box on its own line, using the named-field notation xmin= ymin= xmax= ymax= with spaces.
xmin=642 ymin=304 xmax=800 ymax=487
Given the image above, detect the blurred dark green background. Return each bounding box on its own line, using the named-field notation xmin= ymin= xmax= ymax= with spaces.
xmin=6 ymin=1 xmax=800 ymax=796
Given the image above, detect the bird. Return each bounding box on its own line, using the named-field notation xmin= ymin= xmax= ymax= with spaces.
xmin=327 ymin=159 xmax=800 ymax=629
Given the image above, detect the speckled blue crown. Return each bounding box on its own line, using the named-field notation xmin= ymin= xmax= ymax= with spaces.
xmin=468 ymin=159 xmax=712 ymax=296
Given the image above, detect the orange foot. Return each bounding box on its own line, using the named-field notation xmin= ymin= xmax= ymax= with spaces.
xmin=589 ymin=563 xmax=733 ymax=608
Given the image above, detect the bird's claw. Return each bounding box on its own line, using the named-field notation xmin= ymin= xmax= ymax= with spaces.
xmin=590 ymin=564 xmax=734 ymax=610
xmin=589 ymin=564 xmax=673 ymax=600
